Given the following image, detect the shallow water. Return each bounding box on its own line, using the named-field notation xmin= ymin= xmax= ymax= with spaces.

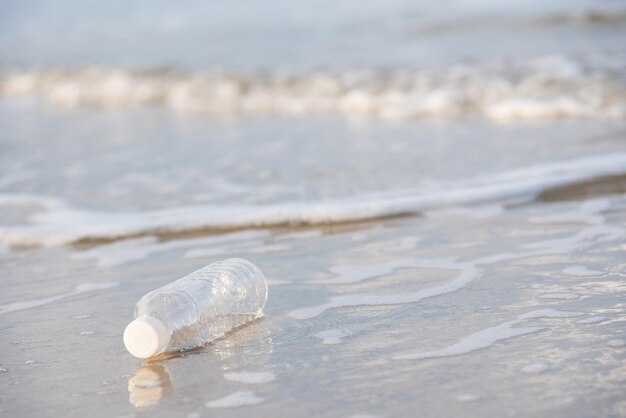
xmin=1 ymin=0 xmax=626 ymax=417
xmin=2 ymin=196 xmax=626 ymax=417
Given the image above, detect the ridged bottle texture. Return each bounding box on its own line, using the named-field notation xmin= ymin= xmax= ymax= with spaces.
xmin=125 ymin=258 xmax=268 ymax=358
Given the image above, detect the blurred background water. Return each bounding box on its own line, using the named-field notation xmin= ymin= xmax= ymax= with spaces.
xmin=2 ymin=0 xmax=625 ymax=69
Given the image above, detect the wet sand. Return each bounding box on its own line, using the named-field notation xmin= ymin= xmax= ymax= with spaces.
xmin=2 ymin=190 xmax=626 ymax=418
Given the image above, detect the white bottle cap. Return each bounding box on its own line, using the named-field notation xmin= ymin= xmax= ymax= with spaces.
xmin=123 ymin=316 xmax=170 ymax=359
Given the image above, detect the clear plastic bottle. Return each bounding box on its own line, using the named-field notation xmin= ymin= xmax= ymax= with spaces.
xmin=123 ymin=258 xmax=268 ymax=359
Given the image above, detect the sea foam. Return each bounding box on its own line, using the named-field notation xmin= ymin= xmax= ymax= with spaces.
xmin=393 ymin=309 xmax=583 ymax=360
xmin=0 ymin=281 xmax=118 ymax=314
xmin=288 ymin=206 xmax=623 ymax=320
xmin=223 ymin=371 xmax=276 ymax=384
xmin=1 ymin=55 xmax=624 ymax=120
xmin=1 ymin=152 xmax=625 ymax=247
xmin=205 ymin=391 xmax=265 ymax=408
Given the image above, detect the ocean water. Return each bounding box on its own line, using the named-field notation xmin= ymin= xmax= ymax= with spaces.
xmin=1 ymin=1 xmax=626 ymax=417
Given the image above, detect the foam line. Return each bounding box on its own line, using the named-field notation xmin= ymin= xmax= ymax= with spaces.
xmin=289 ymin=262 xmax=478 ymax=319
xmin=70 ymin=230 xmax=271 ymax=267
xmin=317 ymin=258 xmax=430 ymax=284
xmin=394 ymin=309 xmax=583 ymax=360
xmin=2 ymin=152 xmax=626 ymax=247
xmin=0 ymin=282 xmax=119 ymax=314
xmin=394 ymin=321 xmax=545 ymax=360
xmin=205 ymin=391 xmax=265 ymax=408
xmin=223 ymin=372 xmax=276 ymax=384
xmin=288 ymin=203 xmax=623 ymax=320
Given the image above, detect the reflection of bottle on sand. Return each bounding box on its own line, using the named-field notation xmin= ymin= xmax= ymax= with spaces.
xmin=128 ymin=364 xmax=171 ymax=407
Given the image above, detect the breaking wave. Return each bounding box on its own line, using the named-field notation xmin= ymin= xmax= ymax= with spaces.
xmin=1 ymin=55 xmax=625 ymax=121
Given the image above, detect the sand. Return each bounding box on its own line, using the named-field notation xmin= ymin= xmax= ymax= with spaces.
xmin=2 ymin=190 xmax=626 ymax=417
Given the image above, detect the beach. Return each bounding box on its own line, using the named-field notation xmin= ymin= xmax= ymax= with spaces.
xmin=3 ymin=191 xmax=626 ymax=417
xmin=1 ymin=0 xmax=626 ymax=417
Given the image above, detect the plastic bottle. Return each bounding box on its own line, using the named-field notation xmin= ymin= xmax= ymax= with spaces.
xmin=123 ymin=258 xmax=268 ymax=359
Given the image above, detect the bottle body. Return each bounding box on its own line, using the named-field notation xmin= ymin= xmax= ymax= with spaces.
xmin=124 ymin=258 xmax=268 ymax=358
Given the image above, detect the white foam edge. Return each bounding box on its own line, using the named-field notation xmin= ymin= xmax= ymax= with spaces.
xmin=1 ymin=152 xmax=625 ymax=247
xmin=393 ymin=309 xmax=583 ymax=360
xmin=288 ymin=219 xmax=623 ymax=319
xmin=223 ymin=371 xmax=276 ymax=384
xmin=205 ymin=391 xmax=265 ymax=408
xmin=0 ymin=281 xmax=119 ymax=314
